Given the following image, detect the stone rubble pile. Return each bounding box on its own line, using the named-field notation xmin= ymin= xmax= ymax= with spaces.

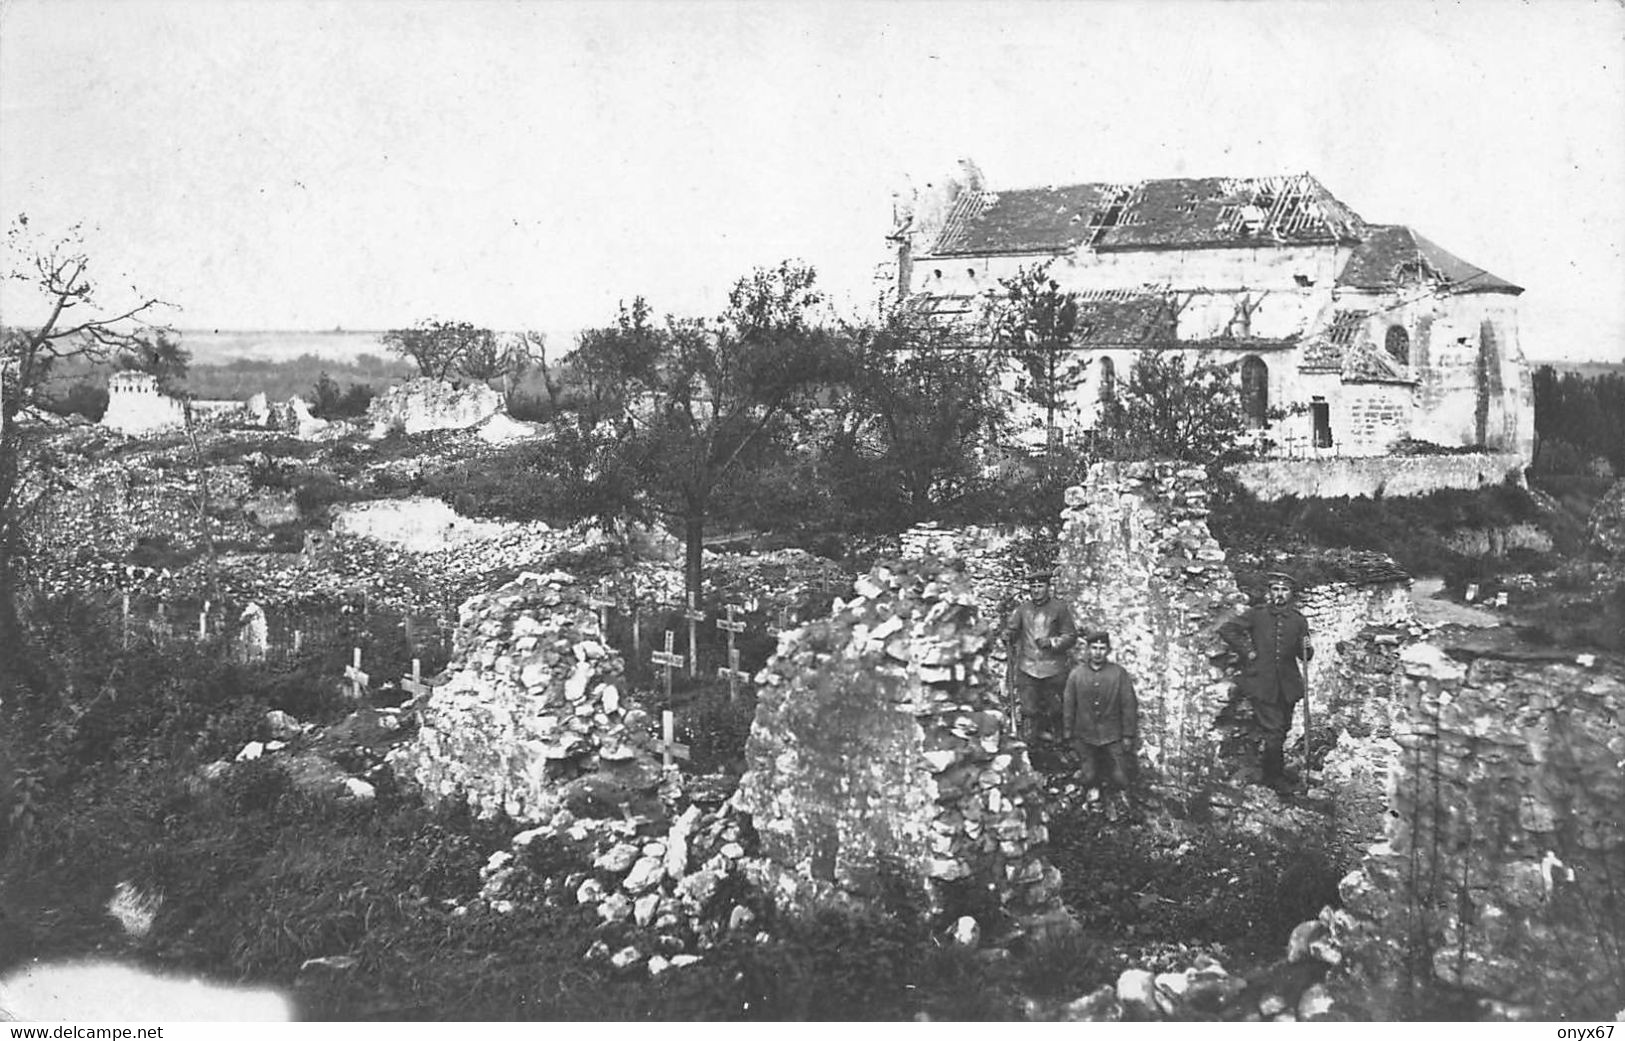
xmin=387 ymin=569 xmax=666 ymax=822
xmin=896 ymin=522 xmax=1029 ymax=618
xmin=735 ymin=556 xmax=1063 ymax=925
xmin=330 ymin=496 xmax=518 ymax=553
xmin=366 ymin=378 xmax=503 ymax=439
xmin=473 ymin=796 xmax=768 ymax=977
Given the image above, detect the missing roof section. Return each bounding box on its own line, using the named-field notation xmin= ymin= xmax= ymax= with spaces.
xmin=927 ymin=172 xmax=1367 ymax=255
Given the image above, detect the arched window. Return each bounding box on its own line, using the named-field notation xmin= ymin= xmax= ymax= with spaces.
xmin=1240 ymin=355 xmax=1269 ymax=428
xmin=1385 ymin=326 xmax=1410 ymax=365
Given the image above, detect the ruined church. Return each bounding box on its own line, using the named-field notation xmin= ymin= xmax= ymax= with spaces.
xmin=889 ymin=161 xmax=1533 ymax=462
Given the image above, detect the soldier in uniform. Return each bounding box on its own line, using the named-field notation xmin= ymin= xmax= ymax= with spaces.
xmin=1219 ymin=572 xmax=1314 ymax=793
xmin=1002 ymin=569 xmax=1078 ymax=747
xmin=1062 ymin=629 xmax=1140 ymax=820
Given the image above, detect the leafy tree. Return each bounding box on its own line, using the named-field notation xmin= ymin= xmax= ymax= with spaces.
xmin=379 ymin=319 xmax=497 ymax=382
xmin=549 ymin=262 xmax=842 ymax=599
xmin=1 ymin=215 xmax=169 ymax=684
xmin=1099 ymin=351 xmax=1254 ymax=465
xmin=1532 ymin=364 xmax=1625 ymax=475
xmin=115 ymin=328 xmax=190 ymax=392
xmin=824 ymin=309 xmax=1007 ymax=532
xmin=989 ymin=261 xmax=1087 ymax=450
xmin=309 ymin=371 xmax=375 ymax=420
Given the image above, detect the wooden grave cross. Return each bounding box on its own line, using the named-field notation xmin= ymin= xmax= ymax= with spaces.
xmin=122 ymin=593 xmax=131 ymax=647
xmin=659 ymin=709 xmax=691 ymax=772
xmin=717 ymin=647 xmax=751 ymax=703
xmin=650 ymin=629 xmax=685 ymax=706
xmin=681 ymin=593 xmax=707 ymax=676
xmin=585 ymin=580 xmax=616 ymax=638
xmin=770 ymin=605 xmax=792 ymax=638
xmin=344 ymin=647 xmax=370 ymax=700
xmin=198 ymin=599 xmax=211 ymax=640
xmin=401 ymin=657 xmax=440 ymax=701
xmin=716 ymin=604 xmax=748 ymax=698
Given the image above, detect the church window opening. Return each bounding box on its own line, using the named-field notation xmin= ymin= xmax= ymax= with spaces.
xmin=1240 ymin=355 xmax=1269 ymax=428
xmin=1385 ymin=326 xmax=1410 ymax=365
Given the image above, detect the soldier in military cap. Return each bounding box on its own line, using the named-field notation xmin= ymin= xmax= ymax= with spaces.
xmin=1002 ymin=568 xmax=1078 ymax=747
xmin=1219 ymin=571 xmax=1314 ymax=793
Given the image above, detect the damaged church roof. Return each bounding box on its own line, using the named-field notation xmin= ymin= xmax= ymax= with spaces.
xmin=926 ymin=173 xmax=1368 ymax=255
xmin=1335 ymin=224 xmax=1522 ymax=294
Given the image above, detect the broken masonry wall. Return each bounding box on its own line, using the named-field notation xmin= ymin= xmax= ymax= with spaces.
xmin=102 ymin=372 xmax=186 ymax=436
xmin=735 ymin=558 xmax=1063 ymax=923
xmin=388 ymin=569 xmax=662 ymax=822
xmin=1292 ymin=579 xmax=1413 ymax=741
xmin=365 ymin=377 xmax=503 ymax=438
xmin=1053 ymin=461 xmax=1244 ymax=792
xmin=1335 ymin=644 xmax=1625 ymax=1017
xmin=1228 ymin=452 xmax=1527 ymax=501
xmin=896 ymin=521 xmax=1030 ymax=622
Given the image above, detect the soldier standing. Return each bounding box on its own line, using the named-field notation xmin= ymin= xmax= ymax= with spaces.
xmin=1219 ymin=572 xmax=1314 ymax=793
xmin=1002 ymin=569 xmax=1078 ymax=747
xmin=1063 ymin=629 xmax=1140 ymax=821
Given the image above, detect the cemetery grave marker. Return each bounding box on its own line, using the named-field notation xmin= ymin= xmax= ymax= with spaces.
xmin=716 ymin=604 xmax=749 ymax=702
xmin=681 ymin=593 xmax=707 ymax=676
xmin=717 ymin=647 xmax=751 ymax=704
xmin=586 ymin=580 xmax=616 ymax=637
xmin=659 ymin=709 xmax=691 ymax=771
xmin=650 ymin=629 xmax=685 ymax=708
xmin=345 ymin=647 xmax=370 ymax=700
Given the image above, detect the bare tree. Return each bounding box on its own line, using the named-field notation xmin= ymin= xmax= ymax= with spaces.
xmin=1 ymin=215 xmax=170 ymax=682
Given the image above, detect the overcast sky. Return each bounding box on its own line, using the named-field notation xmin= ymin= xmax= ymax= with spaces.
xmin=1 ymin=0 xmax=1622 ymax=361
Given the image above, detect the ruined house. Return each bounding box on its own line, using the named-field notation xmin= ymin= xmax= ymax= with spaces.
xmin=889 ymin=161 xmax=1533 ymax=464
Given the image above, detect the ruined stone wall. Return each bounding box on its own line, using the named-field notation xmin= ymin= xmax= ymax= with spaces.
xmin=1054 ymin=462 xmax=1244 ymax=790
xmin=1333 ymin=644 xmax=1625 ymax=1017
xmin=101 ymin=372 xmax=186 ymax=436
xmin=365 ymin=378 xmax=502 ymax=438
xmin=896 ymin=522 xmax=1028 ymax=620
xmin=388 ymin=570 xmax=661 ymax=822
xmin=1294 ymin=580 xmax=1413 ymax=737
xmin=735 ymin=558 xmax=1062 ymax=922
xmin=1229 ymin=451 xmax=1526 ymax=501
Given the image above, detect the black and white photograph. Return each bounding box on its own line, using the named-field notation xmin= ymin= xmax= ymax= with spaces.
xmin=1 ymin=0 xmax=1622 ymax=1025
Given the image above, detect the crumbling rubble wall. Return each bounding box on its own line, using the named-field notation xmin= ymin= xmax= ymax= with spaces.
xmin=388 ymin=569 xmax=662 ymax=822
xmin=1053 ymin=462 xmax=1244 ymax=790
xmin=366 ymin=378 xmax=502 ymax=438
xmin=101 ymin=372 xmax=186 ymax=436
xmin=735 ymin=558 xmax=1063 ymax=922
xmin=1331 ymin=644 xmax=1625 ymax=1017
xmin=1293 ymin=580 xmax=1413 ymax=739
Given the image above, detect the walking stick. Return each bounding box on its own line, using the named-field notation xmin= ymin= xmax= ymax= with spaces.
xmin=1004 ymin=642 xmax=1020 ymax=739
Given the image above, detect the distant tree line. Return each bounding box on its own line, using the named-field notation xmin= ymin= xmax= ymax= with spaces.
xmin=1532 ymin=364 xmax=1625 ymax=477
xmin=3 ymin=214 xmax=1272 ymax=611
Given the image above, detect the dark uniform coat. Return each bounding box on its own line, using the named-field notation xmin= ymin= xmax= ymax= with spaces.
xmin=1062 ymin=662 xmax=1138 ymax=746
xmin=1002 ymin=598 xmax=1077 ymax=679
xmin=1219 ymin=604 xmax=1313 ymax=734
